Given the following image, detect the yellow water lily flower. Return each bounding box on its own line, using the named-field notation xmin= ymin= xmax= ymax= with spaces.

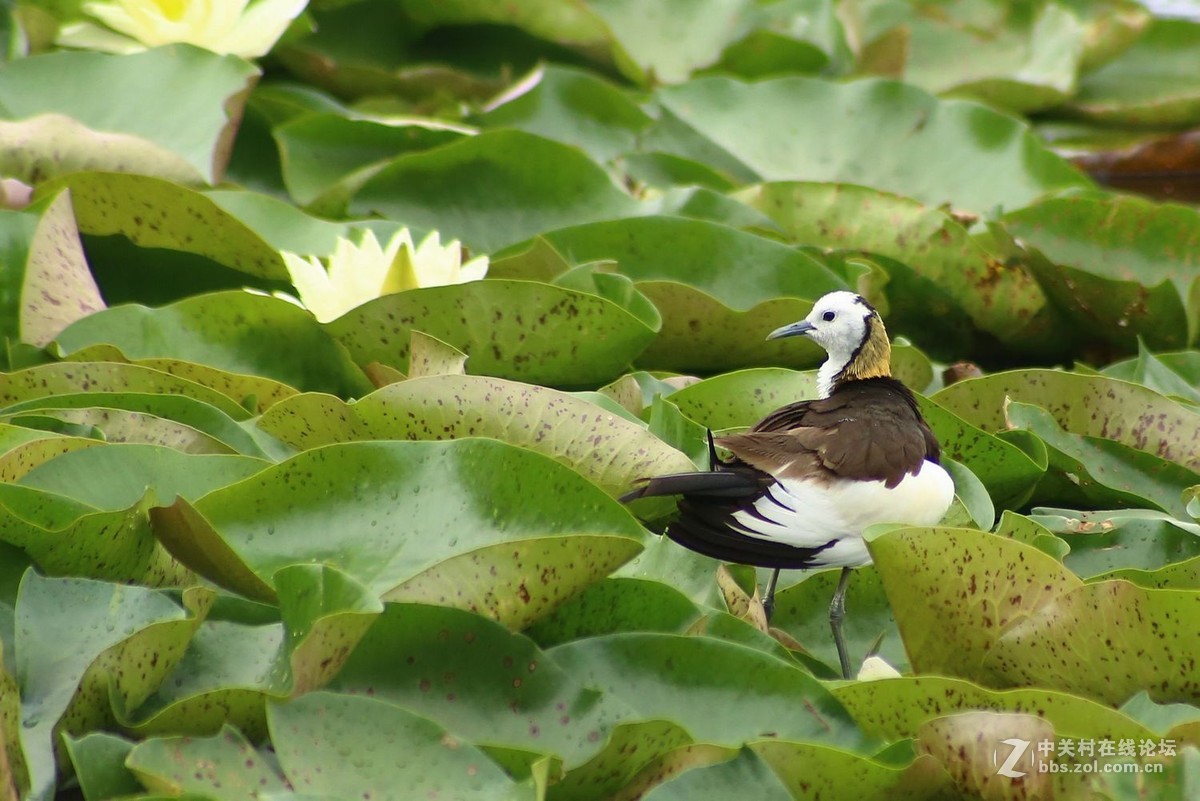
xmin=281 ymin=228 xmax=489 ymax=323
xmin=56 ymin=0 xmax=308 ymax=58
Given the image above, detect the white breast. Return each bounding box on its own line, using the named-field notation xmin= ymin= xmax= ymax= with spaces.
xmin=729 ymin=460 xmax=955 ymax=568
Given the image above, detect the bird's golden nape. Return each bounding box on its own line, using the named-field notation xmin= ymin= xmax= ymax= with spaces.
xmin=621 ymin=290 xmax=955 ymax=679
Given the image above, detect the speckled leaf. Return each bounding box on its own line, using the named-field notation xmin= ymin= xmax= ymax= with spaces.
xmin=0 ymin=488 xmax=192 ymax=586
xmin=0 ymin=46 xmax=257 ymax=184
xmin=269 ymin=692 xmax=529 ymax=801
xmin=0 ymin=643 xmax=27 ymax=800
xmin=1033 ymin=507 xmax=1200 ymax=579
xmin=0 ymin=114 xmax=201 ymax=187
xmin=127 ymin=725 xmax=287 ymax=799
xmin=769 ymin=566 xmax=907 ymax=679
xmin=349 ymin=130 xmax=640 ymax=253
xmin=2 ymin=407 xmax=232 ymax=454
xmin=624 ymin=746 xmax=785 ymax=801
xmin=135 ymin=359 xmax=298 ymax=416
xmin=1103 ymin=344 xmax=1200 ymax=405
xmin=324 ymin=280 xmax=657 ymax=387
xmin=833 ymin=676 xmax=1157 ymax=742
xmin=734 ymin=182 xmax=1050 ymax=355
xmin=0 ymin=392 xmax=279 ymax=458
xmin=1066 ymin=18 xmax=1200 ymax=126
xmin=542 ymin=216 xmax=845 ymax=315
xmin=117 ymin=618 xmax=287 ymax=741
xmin=916 ymin=712 xmax=1055 ymax=800
xmin=634 ymin=288 xmax=822 ymax=373
xmin=0 ymin=429 xmax=99 ymax=483
xmin=54 ymin=292 xmax=371 ymax=398
xmin=257 ymin=375 xmax=694 ymax=499
xmin=408 ymin=331 xmax=467 ymax=378
xmin=1003 ymin=193 xmax=1200 ymax=349
xmin=982 ymin=579 xmax=1200 ymax=704
xmin=644 ymin=76 xmax=1088 ymax=213
xmin=35 ymin=173 xmax=286 ymax=279
xmin=866 ymin=527 xmax=1082 ymax=679
xmin=274 ymin=113 xmax=468 ymax=209
xmin=62 ymin=732 xmax=141 ymax=801
xmin=859 ymin=0 xmax=1086 ymax=113
xmin=549 ymin=633 xmax=866 ymax=750
xmin=14 ymin=574 xmax=197 ymax=801
xmin=16 ymin=443 xmax=266 ymax=512
xmin=525 ymin=578 xmax=700 ymax=649
xmin=548 ymin=720 xmax=693 ymax=801
xmin=327 ymin=603 xmax=621 ymax=769
xmin=159 ymin=440 xmax=644 ymax=622
xmin=0 ymin=192 xmax=105 ymax=349
xmin=667 ymin=369 xmax=816 ymax=431
xmin=476 ymin=65 xmax=651 ymax=162
xmin=1008 ymin=401 xmax=1200 ymax=518
xmin=918 ymin=396 xmax=1046 ymax=510
xmin=933 ymin=370 xmax=1200 ymax=470
xmin=750 ymin=740 xmax=954 ymax=801
xmin=1099 ymin=555 xmax=1200 ymax=591
xmin=0 ymin=362 xmax=250 ymax=420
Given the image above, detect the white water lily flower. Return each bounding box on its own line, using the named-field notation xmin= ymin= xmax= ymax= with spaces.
xmin=56 ymin=0 xmax=308 ymax=58
xmin=281 ymin=228 xmax=489 ymax=323
xmin=855 ymin=655 xmax=902 ymax=681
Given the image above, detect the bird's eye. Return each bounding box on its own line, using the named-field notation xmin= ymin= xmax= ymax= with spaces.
xmin=822 ymin=311 xmax=836 ymax=322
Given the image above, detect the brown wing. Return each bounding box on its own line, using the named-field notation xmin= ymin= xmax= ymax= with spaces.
xmin=716 ymin=377 xmax=937 ymax=488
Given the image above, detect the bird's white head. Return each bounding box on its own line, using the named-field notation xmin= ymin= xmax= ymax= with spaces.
xmin=767 ymin=291 xmax=891 ymax=398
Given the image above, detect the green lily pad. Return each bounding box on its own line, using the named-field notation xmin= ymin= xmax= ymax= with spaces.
xmin=1102 ymin=343 xmax=1200 ymax=405
xmin=475 ymin=65 xmax=651 ymax=162
xmin=54 ymin=292 xmax=372 ymax=398
xmin=933 ymin=370 xmax=1200 ymax=471
xmin=127 ymin=725 xmax=288 ymax=799
xmin=328 ymin=602 xmax=619 ymax=769
xmin=1066 ymin=18 xmax=1200 ymax=127
xmin=274 ymin=113 xmax=468 ymax=209
xmin=0 ymin=45 xmax=257 ymax=184
xmin=349 ymin=130 xmax=640 ymax=253
xmin=2 ymin=407 xmax=232 ymax=455
xmin=549 ymin=633 xmax=866 ymax=750
xmin=644 ymin=75 xmax=1088 ymax=212
xmin=1003 ymin=193 xmax=1200 ymax=349
xmin=155 ymin=440 xmax=644 ymax=626
xmin=833 ymin=675 xmax=1157 ymax=742
xmin=35 ymin=172 xmax=288 ymax=281
xmin=982 ymin=579 xmax=1200 ymax=705
xmin=525 ymin=578 xmax=701 ymax=648
xmin=14 ymin=574 xmax=200 ymax=800
xmin=858 ymin=0 xmax=1087 ymax=113
xmin=866 ymin=526 xmax=1082 ymax=679
xmin=749 ymin=740 xmax=954 ymax=801
xmin=1007 ymin=401 xmax=1200 ymax=517
xmin=0 ymin=192 xmax=104 ymax=351
xmin=734 ymin=182 xmax=1052 ymax=356
xmin=257 ymin=375 xmax=695 ymax=498
xmin=324 ymin=280 xmax=658 ymax=387
xmin=62 ymin=732 xmax=141 ymax=801
xmin=1032 ymin=507 xmax=1200 ymax=578
xmin=268 ymin=691 xmax=529 ymax=800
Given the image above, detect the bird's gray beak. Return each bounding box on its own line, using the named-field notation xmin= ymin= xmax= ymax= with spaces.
xmin=767 ymin=320 xmax=816 ymax=340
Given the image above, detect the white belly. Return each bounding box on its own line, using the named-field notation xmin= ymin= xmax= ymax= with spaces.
xmin=730 ymin=460 xmax=955 ymax=567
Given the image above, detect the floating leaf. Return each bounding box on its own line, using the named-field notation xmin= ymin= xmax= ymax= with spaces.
xmin=1003 ymin=193 xmax=1200 ymax=349
xmin=257 ymin=375 xmax=695 ymax=498
xmin=1066 ymin=18 xmax=1200 ymax=127
xmin=268 ymin=692 xmax=528 ymax=800
xmin=0 ymin=46 xmax=257 ymax=184
xmin=155 ymin=440 xmax=644 ymax=626
xmin=126 ymin=725 xmax=287 ymax=799
xmin=324 ymin=280 xmax=658 ymax=387
xmin=934 ymin=370 xmax=1200 ymax=470
xmin=644 ymin=76 xmax=1088 ymax=212
xmin=349 ymin=130 xmax=640 ymax=253
xmin=0 ymin=192 xmax=104 ymax=350
xmin=54 ymin=292 xmax=372 ymax=398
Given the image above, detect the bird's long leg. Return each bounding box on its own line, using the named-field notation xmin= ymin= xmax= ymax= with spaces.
xmin=829 ymin=566 xmax=853 ymax=679
xmin=761 ymin=568 xmax=781 ymax=623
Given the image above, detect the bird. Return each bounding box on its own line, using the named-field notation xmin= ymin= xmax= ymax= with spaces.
xmin=621 ymin=290 xmax=954 ymax=679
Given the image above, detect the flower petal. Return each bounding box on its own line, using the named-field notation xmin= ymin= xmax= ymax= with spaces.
xmin=56 ymin=20 xmax=147 ymax=53
xmin=219 ymin=0 xmax=308 ymax=57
